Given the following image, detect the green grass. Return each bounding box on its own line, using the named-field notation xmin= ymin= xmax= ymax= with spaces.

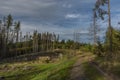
xmin=111 ymin=64 xmax=120 ymax=78
xmin=83 ymin=62 xmax=106 ymax=80
xmin=94 ymin=56 xmax=120 ymax=78
xmin=0 ymin=56 xmax=77 ymax=80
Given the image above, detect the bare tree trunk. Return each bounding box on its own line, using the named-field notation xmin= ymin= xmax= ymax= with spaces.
xmin=20 ymin=32 xmax=22 ymax=42
xmin=93 ymin=10 xmax=97 ymax=48
xmin=108 ymin=0 xmax=112 ymax=53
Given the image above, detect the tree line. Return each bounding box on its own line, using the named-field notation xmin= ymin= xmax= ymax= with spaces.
xmin=0 ymin=15 xmax=61 ymax=59
xmin=0 ymin=15 xmax=82 ymax=59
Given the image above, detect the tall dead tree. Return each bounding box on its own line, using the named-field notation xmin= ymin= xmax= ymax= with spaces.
xmin=14 ymin=21 xmax=21 ymax=56
xmin=94 ymin=0 xmax=112 ymax=54
xmin=52 ymin=33 xmax=56 ymax=50
xmin=46 ymin=32 xmax=49 ymax=51
xmin=73 ymin=30 xmax=80 ymax=53
xmin=20 ymin=31 xmax=22 ymax=42
xmin=33 ymin=30 xmax=38 ymax=53
xmin=93 ymin=9 xmax=98 ymax=47
xmin=107 ymin=0 xmax=112 ymax=53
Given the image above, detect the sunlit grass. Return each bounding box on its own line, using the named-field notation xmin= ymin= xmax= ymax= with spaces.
xmin=0 ymin=54 xmax=77 ymax=80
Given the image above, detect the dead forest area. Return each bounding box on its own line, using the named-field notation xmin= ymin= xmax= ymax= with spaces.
xmin=0 ymin=0 xmax=120 ymax=80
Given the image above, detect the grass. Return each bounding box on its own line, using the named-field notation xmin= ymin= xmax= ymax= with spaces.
xmin=94 ymin=56 xmax=120 ymax=78
xmin=86 ymin=55 xmax=120 ymax=80
xmin=0 ymin=55 xmax=77 ymax=80
xmin=83 ymin=62 xmax=106 ymax=80
xmin=111 ymin=64 xmax=120 ymax=78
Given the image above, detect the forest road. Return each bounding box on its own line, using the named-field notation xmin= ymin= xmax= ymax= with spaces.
xmin=69 ymin=53 xmax=95 ymax=80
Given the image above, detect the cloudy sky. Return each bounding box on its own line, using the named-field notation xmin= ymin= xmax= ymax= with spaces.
xmin=0 ymin=0 xmax=120 ymax=41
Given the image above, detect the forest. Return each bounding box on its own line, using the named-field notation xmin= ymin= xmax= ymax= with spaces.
xmin=0 ymin=0 xmax=120 ymax=80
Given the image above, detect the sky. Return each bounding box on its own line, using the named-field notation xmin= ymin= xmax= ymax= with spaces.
xmin=0 ymin=0 xmax=120 ymax=42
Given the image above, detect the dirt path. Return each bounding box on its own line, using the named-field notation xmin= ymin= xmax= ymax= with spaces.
xmin=69 ymin=53 xmax=119 ymax=80
xmin=90 ymin=62 xmax=112 ymax=80
xmin=69 ymin=53 xmax=95 ymax=80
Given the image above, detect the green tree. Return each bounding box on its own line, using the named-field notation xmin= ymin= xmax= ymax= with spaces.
xmin=105 ymin=28 xmax=120 ymax=60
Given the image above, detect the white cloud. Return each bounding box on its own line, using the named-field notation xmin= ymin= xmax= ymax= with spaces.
xmin=65 ymin=14 xmax=80 ymax=19
xmin=65 ymin=14 xmax=88 ymax=19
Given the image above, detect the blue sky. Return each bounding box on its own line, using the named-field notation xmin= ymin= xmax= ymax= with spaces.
xmin=0 ymin=0 xmax=120 ymax=42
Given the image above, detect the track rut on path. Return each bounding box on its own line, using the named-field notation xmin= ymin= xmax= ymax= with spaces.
xmin=69 ymin=54 xmax=95 ymax=80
